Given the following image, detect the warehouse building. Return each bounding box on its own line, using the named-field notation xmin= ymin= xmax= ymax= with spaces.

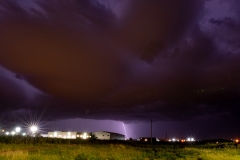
xmin=48 ymin=131 xmax=91 ymax=139
xmin=93 ymin=131 xmax=125 ymax=140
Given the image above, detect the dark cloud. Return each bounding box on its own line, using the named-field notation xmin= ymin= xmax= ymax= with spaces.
xmin=112 ymin=0 xmax=204 ymax=62
xmin=0 ymin=0 xmax=240 ymax=138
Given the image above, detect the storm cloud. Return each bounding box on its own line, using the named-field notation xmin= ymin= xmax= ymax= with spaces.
xmin=0 ymin=0 xmax=240 ymax=129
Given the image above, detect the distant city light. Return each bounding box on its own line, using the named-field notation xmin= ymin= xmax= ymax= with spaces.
xmin=11 ymin=131 xmax=15 ymax=135
xmin=22 ymin=133 xmax=26 ymax=136
xmin=6 ymin=132 xmax=9 ymax=135
xmin=169 ymin=138 xmax=178 ymax=142
xmin=236 ymin=139 xmax=239 ymax=143
xmin=186 ymin=137 xmax=195 ymax=142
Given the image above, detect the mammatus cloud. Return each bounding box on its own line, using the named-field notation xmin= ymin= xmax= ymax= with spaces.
xmin=0 ymin=0 xmax=239 ymax=124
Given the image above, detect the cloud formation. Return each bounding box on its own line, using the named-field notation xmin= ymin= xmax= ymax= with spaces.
xmin=0 ymin=0 xmax=240 ymax=125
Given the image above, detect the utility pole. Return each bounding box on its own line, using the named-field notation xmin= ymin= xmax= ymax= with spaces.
xmin=151 ymin=119 xmax=152 ymax=145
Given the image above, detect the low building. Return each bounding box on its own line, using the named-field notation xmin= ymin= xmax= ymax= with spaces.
xmin=93 ymin=131 xmax=125 ymax=140
xmin=48 ymin=131 xmax=91 ymax=139
xmin=40 ymin=134 xmax=48 ymax=137
xmin=139 ymin=137 xmax=160 ymax=142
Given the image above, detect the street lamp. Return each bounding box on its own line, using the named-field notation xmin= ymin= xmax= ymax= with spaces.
xmin=15 ymin=127 xmax=21 ymax=133
xmin=30 ymin=125 xmax=38 ymax=134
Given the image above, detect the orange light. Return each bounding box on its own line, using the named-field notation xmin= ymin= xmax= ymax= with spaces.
xmin=236 ymin=139 xmax=239 ymax=143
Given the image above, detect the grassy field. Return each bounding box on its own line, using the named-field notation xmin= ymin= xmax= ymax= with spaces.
xmin=0 ymin=137 xmax=239 ymax=160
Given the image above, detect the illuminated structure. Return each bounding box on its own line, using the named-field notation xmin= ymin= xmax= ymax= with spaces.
xmin=93 ymin=131 xmax=125 ymax=140
xmin=47 ymin=131 xmax=91 ymax=139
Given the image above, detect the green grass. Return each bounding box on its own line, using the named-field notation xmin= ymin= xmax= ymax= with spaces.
xmin=0 ymin=137 xmax=239 ymax=160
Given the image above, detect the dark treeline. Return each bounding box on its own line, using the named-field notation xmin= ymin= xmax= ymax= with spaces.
xmin=0 ymin=136 xmax=238 ymax=150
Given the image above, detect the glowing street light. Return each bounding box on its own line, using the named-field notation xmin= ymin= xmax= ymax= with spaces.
xmin=11 ymin=131 xmax=15 ymax=135
xmin=30 ymin=125 xmax=38 ymax=134
xmin=82 ymin=132 xmax=87 ymax=139
xmin=186 ymin=137 xmax=195 ymax=142
xmin=15 ymin=127 xmax=21 ymax=133
xmin=22 ymin=133 xmax=26 ymax=136
xmin=6 ymin=132 xmax=9 ymax=135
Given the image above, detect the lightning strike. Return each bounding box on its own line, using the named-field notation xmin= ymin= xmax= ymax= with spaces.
xmin=122 ymin=122 xmax=128 ymax=140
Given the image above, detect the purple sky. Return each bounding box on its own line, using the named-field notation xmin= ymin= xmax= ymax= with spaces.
xmin=0 ymin=0 xmax=240 ymax=139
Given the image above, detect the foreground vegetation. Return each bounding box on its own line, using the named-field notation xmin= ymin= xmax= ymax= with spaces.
xmin=0 ymin=136 xmax=239 ymax=160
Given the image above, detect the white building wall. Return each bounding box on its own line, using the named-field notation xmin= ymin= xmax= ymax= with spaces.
xmin=110 ymin=133 xmax=125 ymax=140
xmin=93 ymin=131 xmax=110 ymax=140
xmin=48 ymin=131 xmax=78 ymax=139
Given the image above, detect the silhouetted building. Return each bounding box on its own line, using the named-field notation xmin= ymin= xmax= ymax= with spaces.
xmin=139 ymin=137 xmax=160 ymax=142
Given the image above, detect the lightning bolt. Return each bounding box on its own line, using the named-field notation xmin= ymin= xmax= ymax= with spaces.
xmin=122 ymin=122 xmax=128 ymax=140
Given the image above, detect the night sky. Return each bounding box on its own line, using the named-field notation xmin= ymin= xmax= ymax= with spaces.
xmin=0 ymin=0 xmax=240 ymax=139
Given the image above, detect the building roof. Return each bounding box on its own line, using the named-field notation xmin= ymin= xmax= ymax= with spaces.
xmin=94 ymin=131 xmax=125 ymax=136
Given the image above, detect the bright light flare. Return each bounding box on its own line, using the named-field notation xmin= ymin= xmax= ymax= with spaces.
xmin=15 ymin=127 xmax=21 ymax=133
xmin=186 ymin=137 xmax=195 ymax=142
xmin=17 ymin=109 xmax=47 ymax=136
xmin=30 ymin=125 xmax=38 ymax=133
xmin=82 ymin=132 xmax=87 ymax=139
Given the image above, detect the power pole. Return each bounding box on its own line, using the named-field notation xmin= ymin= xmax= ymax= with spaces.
xmin=151 ymin=119 xmax=152 ymax=145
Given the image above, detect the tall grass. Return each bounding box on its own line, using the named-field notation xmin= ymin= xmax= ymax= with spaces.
xmin=0 ymin=136 xmax=239 ymax=160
